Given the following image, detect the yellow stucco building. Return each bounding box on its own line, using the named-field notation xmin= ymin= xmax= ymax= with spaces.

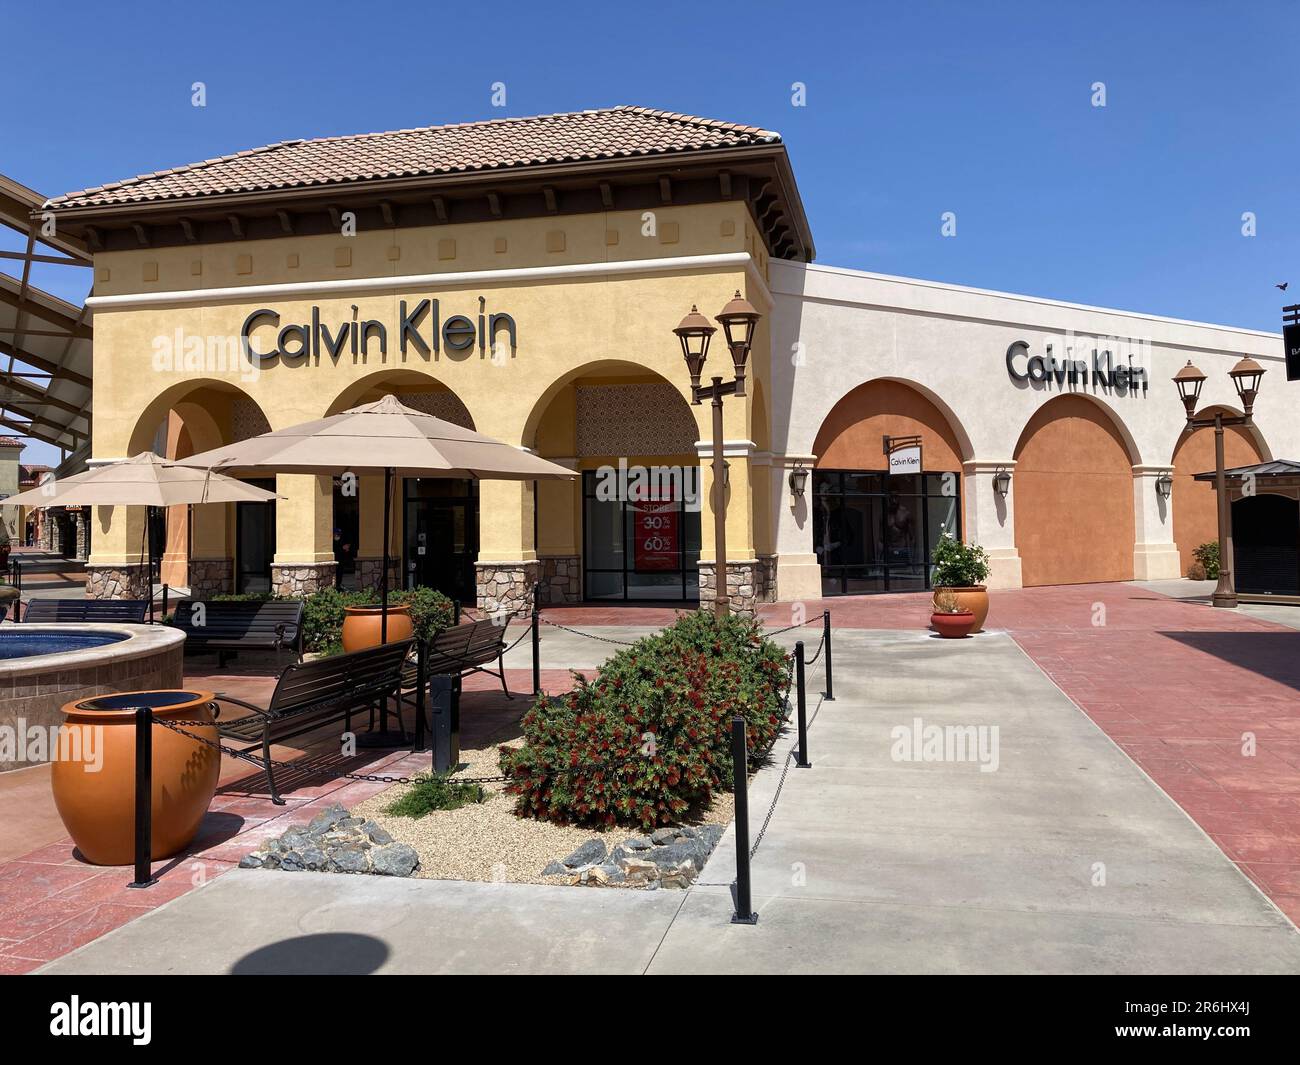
xmin=47 ymin=107 xmax=813 ymax=612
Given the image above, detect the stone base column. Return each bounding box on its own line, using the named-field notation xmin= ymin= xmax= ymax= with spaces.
xmin=356 ymin=556 xmax=401 ymax=594
xmin=271 ymin=561 xmax=337 ymax=598
xmin=75 ymin=513 xmax=89 ymax=561
xmin=697 ymin=559 xmax=761 ymax=613
xmin=475 ymin=560 xmax=540 ymax=618
xmin=537 ymin=555 xmax=581 ymax=604
xmin=86 ymin=562 xmax=149 ymax=600
xmin=189 ymin=558 xmax=234 ymax=598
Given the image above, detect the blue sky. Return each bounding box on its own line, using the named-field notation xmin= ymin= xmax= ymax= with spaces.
xmin=3 ymin=0 xmax=1295 ymax=464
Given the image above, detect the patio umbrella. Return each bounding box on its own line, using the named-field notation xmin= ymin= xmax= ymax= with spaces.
xmin=173 ymin=394 xmax=575 ymax=639
xmin=3 ymin=452 xmax=280 ymax=621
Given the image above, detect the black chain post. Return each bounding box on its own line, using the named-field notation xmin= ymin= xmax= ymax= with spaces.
xmin=731 ymin=716 xmax=758 ymax=924
xmin=413 ymin=639 xmax=428 ymax=752
xmin=531 ymin=584 xmax=541 ymax=697
xmin=795 ymin=641 xmax=811 ymax=769
xmin=127 ymin=706 xmax=156 ymax=889
xmin=822 ymin=609 xmax=834 ymax=701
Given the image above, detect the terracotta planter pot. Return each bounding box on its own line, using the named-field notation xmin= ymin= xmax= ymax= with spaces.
xmin=52 ymin=690 xmax=220 ymax=866
xmin=930 ymin=611 xmax=976 ymax=639
xmin=933 ymin=585 xmax=988 ymax=633
xmin=342 ymin=604 xmax=413 ymax=652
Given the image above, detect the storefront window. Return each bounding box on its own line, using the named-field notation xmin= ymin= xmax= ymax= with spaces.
xmin=582 ymin=468 xmax=701 ymax=601
xmin=402 ymin=478 xmax=478 ymax=603
xmin=813 ymin=470 xmax=959 ymax=596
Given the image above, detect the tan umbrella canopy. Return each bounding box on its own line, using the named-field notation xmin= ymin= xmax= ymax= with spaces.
xmin=174 ymin=395 xmax=576 ymax=637
xmin=171 ymin=394 xmax=575 ymax=480
xmin=5 ymin=452 xmax=279 ymax=621
xmin=3 ymin=451 xmax=280 ymax=508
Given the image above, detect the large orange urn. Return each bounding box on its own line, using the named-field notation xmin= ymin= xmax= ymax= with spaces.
xmin=341 ymin=604 xmax=414 ymax=652
xmin=52 ymin=690 xmax=220 ymax=865
xmin=932 ymin=586 xmax=989 ymax=633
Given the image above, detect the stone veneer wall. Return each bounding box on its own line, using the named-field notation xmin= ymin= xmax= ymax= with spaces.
xmin=0 ymin=641 xmax=184 ymax=771
xmin=696 ymin=559 xmax=769 ymax=613
xmin=537 ymin=555 xmax=581 ymax=604
xmin=86 ymin=562 xmax=150 ymax=600
xmin=356 ymin=557 xmax=402 ymax=593
xmin=476 ymin=561 xmax=540 ymax=619
xmin=755 ymin=554 xmax=778 ymax=603
xmin=271 ymin=561 xmax=337 ymax=598
xmin=189 ymin=558 xmax=234 ymax=597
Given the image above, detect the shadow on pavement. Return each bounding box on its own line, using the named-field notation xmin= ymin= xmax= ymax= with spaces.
xmin=1160 ymin=630 xmax=1300 ymax=692
xmin=231 ymin=933 xmax=389 ymax=975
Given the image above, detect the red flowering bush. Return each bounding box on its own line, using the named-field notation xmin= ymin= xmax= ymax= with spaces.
xmin=499 ymin=610 xmax=790 ymax=830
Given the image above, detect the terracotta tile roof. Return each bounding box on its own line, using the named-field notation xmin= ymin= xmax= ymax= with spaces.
xmin=0 ymin=436 xmax=26 ymax=448
xmin=47 ymin=106 xmax=782 ymax=211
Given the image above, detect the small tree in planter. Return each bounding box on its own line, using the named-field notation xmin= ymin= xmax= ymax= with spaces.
xmin=931 ymin=531 xmax=991 ymax=633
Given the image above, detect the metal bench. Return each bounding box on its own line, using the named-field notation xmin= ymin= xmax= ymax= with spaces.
xmin=22 ymin=598 xmax=149 ymax=623
xmin=172 ymin=599 xmax=304 ymax=668
xmin=402 ymin=618 xmax=512 ymax=701
xmin=213 ymin=640 xmax=412 ymax=804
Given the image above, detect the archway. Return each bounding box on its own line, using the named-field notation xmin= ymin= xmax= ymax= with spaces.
xmin=524 ymin=360 xmax=701 ymax=603
xmin=324 ymin=369 xmax=476 ymax=598
xmin=1013 ymin=395 xmax=1136 ymax=587
xmin=1171 ymin=406 xmax=1267 ymax=576
xmin=126 ymin=380 xmax=273 ymax=596
xmin=810 ymin=378 xmax=969 ymax=595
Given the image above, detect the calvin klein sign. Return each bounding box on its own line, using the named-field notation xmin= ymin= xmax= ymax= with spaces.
xmin=1006 ymin=337 xmax=1149 ymax=394
xmin=241 ymin=296 xmax=517 ymax=363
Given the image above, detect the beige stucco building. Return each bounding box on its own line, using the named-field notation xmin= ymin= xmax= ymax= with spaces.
xmin=39 ymin=106 xmax=1296 ymax=610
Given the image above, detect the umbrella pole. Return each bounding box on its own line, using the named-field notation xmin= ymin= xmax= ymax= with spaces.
xmin=381 ymin=467 xmax=392 ymax=643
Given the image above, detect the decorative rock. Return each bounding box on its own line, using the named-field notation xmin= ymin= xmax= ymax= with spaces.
xmin=329 ymin=845 xmax=371 ymax=874
xmin=560 ymin=839 xmax=607 ymax=869
xmin=650 ymin=828 xmax=679 ymax=846
xmin=308 ymin=805 xmax=350 ymax=836
xmin=371 ymin=842 xmax=420 ymax=877
xmin=624 ymin=835 xmax=652 ymax=851
xmin=241 ymin=806 xmax=418 ymax=877
xmin=541 ymin=860 xmax=567 ymax=877
xmin=362 ymin=820 xmax=393 ymax=845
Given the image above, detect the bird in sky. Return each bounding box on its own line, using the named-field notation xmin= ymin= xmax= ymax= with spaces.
xmin=1277 ymin=282 xmax=1289 ymax=291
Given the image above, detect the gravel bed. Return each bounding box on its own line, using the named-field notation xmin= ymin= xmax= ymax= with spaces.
xmin=352 ymin=738 xmax=734 ymax=886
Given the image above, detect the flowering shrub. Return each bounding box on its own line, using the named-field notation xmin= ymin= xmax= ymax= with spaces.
xmin=499 ymin=610 xmax=790 ymax=830
xmin=931 ymin=531 xmax=990 ymax=587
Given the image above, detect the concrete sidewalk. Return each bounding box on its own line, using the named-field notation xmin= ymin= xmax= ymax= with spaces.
xmin=38 ymin=629 xmax=1300 ymax=975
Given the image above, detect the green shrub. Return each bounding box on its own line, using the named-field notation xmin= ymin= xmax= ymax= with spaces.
xmin=300 ymin=586 xmax=371 ymax=653
xmin=384 ymin=772 xmax=485 ymax=817
xmin=931 ymin=532 xmax=990 ymax=587
xmin=1193 ymin=541 xmax=1220 ymax=579
xmin=499 ymin=610 xmax=789 ymax=830
xmin=388 ymin=586 xmax=456 ymax=643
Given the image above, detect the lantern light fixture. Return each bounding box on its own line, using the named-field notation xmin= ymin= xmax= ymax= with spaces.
xmin=1173 ymin=361 xmax=1208 ymax=422
xmin=788 ymin=464 xmax=809 ymax=497
xmin=715 ymin=290 xmax=759 ymax=397
xmin=1228 ymin=356 xmax=1266 ymax=417
xmin=1156 ymin=472 xmax=1173 ymax=500
xmin=992 ymin=467 xmax=1011 ymax=497
xmin=673 ymin=305 xmax=716 ymax=398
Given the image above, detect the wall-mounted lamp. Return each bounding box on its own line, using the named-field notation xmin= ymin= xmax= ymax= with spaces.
xmin=1156 ymin=472 xmax=1173 ymax=500
xmin=992 ymin=467 xmax=1011 ymax=497
xmin=788 ymin=464 xmax=809 ymax=497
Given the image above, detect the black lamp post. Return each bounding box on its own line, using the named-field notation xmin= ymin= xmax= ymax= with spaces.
xmin=1173 ymin=356 xmax=1266 ymax=608
xmin=675 ymin=291 xmax=761 ymax=619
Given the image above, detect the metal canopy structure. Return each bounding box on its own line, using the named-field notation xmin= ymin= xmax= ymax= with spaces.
xmin=0 ymin=173 xmax=92 ymax=461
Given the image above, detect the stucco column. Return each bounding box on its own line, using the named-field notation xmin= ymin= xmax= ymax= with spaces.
xmin=272 ymin=473 xmax=336 ymax=596
xmin=1132 ymin=464 xmax=1181 ymax=579
xmin=86 ymin=504 xmax=149 ymax=600
xmin=962 ymin=460 xmax=1023 ymax=590
xmin=772 ymin=452 xmax=820 ymax=602
xmin=695 ymin=433 xmax=758 ymax=610
xmin=474 ymin=478 xmax=538 ymax=617
xmin=356 ymin=474 xmax=399 ymax=592
xmin=189 ymin=501 xmax=234 ymax=597
xmin=535 ymin=457 xmax=581 ymax=604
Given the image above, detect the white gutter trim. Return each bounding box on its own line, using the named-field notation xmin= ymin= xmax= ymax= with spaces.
xmin=85 ymin=252 xmax=770 ymax=310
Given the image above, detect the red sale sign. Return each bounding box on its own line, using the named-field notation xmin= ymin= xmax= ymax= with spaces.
xmin=633 ymin=500 xmax=679 ymax=571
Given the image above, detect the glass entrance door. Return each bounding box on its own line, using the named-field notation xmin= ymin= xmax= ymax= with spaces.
xmin=403 ymin=478 xmax=478 ymax=603
xmin=235 ymin=479 xmax=276 ymax=594
xmin=813 ymin=470 xmax=959 ymax=596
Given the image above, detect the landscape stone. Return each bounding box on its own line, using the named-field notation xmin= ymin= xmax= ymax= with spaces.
xmin=624 ymin=835 xmax=652 ymax=851
xmin=371 ymin=842 xmax=420 ymax=877
xmin=650 ymin=828 xmax=679 ymax=845
xmin=560 ymin=839 xmax=607 ymax=869
xmin=362 ymin=820 xmax=393 ymax=845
